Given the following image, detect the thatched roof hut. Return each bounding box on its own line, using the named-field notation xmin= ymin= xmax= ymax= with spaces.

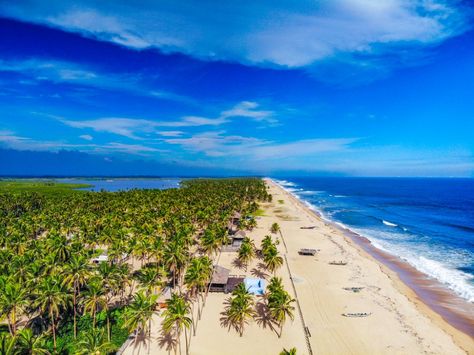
xmin=209 ymin=265 xmax=230 ymax=292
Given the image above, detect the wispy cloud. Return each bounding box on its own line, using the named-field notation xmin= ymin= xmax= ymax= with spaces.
xmin=79 ymin=134 xmax=93 ymax=141
xmin=1 ymin=0 xmax=469 ymax=71
xmin=61 ymin=117 xmax=157 ymax=140
xmin=0 ymin=130 xmax=163 ymax=156
xmin=156 ymin=131 xmax=184 ymax=137
xmin=56 ymin=101 xmax=276 ymax=138
xmin=165 ymin=130 xmax=358 ymax=159
xmin=0 ymin=58 xmax=196 ymax=105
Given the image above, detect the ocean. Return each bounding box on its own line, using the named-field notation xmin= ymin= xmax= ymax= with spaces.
xmin=274 ymin=177 xmax=474 ymax=303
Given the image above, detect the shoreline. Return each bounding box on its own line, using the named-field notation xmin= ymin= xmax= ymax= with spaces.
xmin=269 ymin=178 xmax=473 ymax=351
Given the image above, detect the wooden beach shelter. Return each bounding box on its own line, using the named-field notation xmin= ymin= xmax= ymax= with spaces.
xmin=231 ymin=230 xmax=246 ymax=247
xmin=208 ymin=265 xmax=230 ymax=292
xmin=231 ymin=212 xmax=242 ymax=226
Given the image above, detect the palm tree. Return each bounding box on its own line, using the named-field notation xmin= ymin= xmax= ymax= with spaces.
xmin=237 ymin=237 xmax=256 ymax=271
xmin=163 ymin=239 xmax=188 ymax=289
xmin=270 ymin=223 xmax=280 ymax=234
xmin=267 ymin=281 xmax=295 ymax=338
xmin=261 ymin=235 xmax=273 ymax=251
xmin=75 ymin=328 xmax=114 ymax=355
xmin=162 ymin=294 xmax=192 ymax=355
xmin=33 ymin=275 xmax=70 ymax=350
xmin=279 ymin=347 xmax=297 ymax=355
xmin=184 ymin=256 xmax=212 ymax=328
xmin=263 ymin=245 xmax=283 ymax=275
xmin=0 ymin=278 xmax=28 ymax=335
xmin=15 ymin=328 xmax=50 ymax=355
xmin=267 ymin=277 xmax=284 ymax=294
xmin=200 ymin=229 xmax=220 ymax=257
xmin=136 ymin=266 xmax=165 ymax=296
xmin=0 ymin=332 xmax=16 ymax=355
xmin=82 ymin=277 xmax=107 ymax=331
xmin=223 ymin=283 xmax=255 ymax=337
xmin=62 ymin=254 xmax=91 ymax=339
xmin=123 ymin=291 xmax=158 ymax=341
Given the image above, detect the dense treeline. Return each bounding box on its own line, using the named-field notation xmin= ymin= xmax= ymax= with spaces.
xmin=0 ymin=178 xmax=269 ymax=354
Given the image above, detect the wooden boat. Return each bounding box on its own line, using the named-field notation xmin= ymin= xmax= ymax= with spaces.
xmin=342 ymin=312 xmax=371 ymax=317
xmin=343 ymin=287 xmax=364 ymax=293
xmin=298 ymin=248 xmax=318 ymax=256
xmin=329 ymin=261 xmax=347 ymax=265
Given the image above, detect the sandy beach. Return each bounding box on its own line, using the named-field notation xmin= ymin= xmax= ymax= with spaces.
xmin=122 ymin=178 xmax=473 ymax=355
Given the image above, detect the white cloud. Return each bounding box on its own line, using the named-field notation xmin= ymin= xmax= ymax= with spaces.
xmin=156 ymin=131 xmax=184 ymax=137
xmin=165 ymin=130 xmax=358 ymax=159
xmin=0 ymin=59 xmax=196 ymax=105
xmin=79 ymin=134 xmax=93 ymax=140
xmin=56 ymin=101 xmax=275 ymax=138
xmin=0 ymin=130 xmax=163 ymax=156
xmin=61 ymin=117 xmax=157 ymax=139
xmin=0 ymin=0 xmax=468 ymax=68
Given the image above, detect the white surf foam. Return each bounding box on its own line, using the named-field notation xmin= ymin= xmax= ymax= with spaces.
xmin=272 ymin=178 xmax=474 ymax=303
xmin=354 ymin=229 xmax=474 ymax=303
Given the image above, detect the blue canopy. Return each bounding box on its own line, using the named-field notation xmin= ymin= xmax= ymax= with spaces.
xmin=244 ymin=278 xmax=266 ymax=295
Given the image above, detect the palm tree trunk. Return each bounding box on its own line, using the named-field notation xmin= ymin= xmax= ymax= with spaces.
xmin=197 ymin=290 xmax=201 ymax=321
xmin=204 ymin=248 xmax=222 ymax=307
xmin=50 ymin=309 xmax=57 ymax=350
xmin=73 ymin=288 xmax=77 ymax=339
xmin=11 ymin=308 xmax=16 ymax=335
xmin=6 ymin=315 xmax=13 ymax=336
xmin=93 ymin=308 xmax=96 ymax=330
xmin=177 ymin=328 xmax=182 ymax=355
xmin=185 ymin=325 xmax=189 ymax=355
xmin=107 ymin=311 xmax=111 ymax=341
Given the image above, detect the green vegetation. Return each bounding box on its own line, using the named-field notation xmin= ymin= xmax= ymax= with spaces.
xmin=270 ymin=222 xmax=280 ymax=234
xmin=261 ymin=236 xmax=284 ymax=275
xmin=222 ymin=283 xmax=256 ymax=337
xmin=237 ymin=237 xmax=256 ymax=271
xmin=0 ymin=178 xmax=269 ymax=354
xmin=267 ymin=277 xmax=295 ymax=338
xmin=253 ymin=208 xmax=266 ymax=217
xmin=0 ymin=180 xmax=91 ymax=193
xmin=278 ymin=199 xmax=285 ymax=204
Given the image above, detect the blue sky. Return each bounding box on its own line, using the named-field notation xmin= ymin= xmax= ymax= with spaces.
xmin=0 ymin=0 xmax=473 ymax=176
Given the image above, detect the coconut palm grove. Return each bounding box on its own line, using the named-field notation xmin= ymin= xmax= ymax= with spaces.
xmin=0 ymin=178 xmax=299 ymax=354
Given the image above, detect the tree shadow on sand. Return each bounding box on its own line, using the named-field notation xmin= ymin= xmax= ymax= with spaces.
xmin=250 ymin=267 xmax=269 ymax=279
xmin=219 ymin=298 xmax=242 ymax=335
xmin=157 ymin=329 xmax=178 ymax=353
xmin=127 ymin=330 xmax=152 ymax=354
xmin=232 ymin=258 xmax=246 ymax=271
xmin=254 ymin=301 xmax=278 ymax=336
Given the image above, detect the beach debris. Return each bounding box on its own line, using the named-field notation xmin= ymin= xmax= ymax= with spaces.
xmin=343 ymin=287 xmax=364 ymax=293
xmin=342 ymin=312 xmax=371 ymax=317
xmin=329 ymin=261 xmax=347 ymax=265
xmin=298 ymin=248 xmax=318 ymax=256
xmin=300 ymin=226 xmax=317 ymax=229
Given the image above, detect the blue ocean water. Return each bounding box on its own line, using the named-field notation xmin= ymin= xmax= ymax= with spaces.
xmin=274 ymin=177 xmax=474 ymax=302
xmin=59 ymin=178 xmax=181 ymax=192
